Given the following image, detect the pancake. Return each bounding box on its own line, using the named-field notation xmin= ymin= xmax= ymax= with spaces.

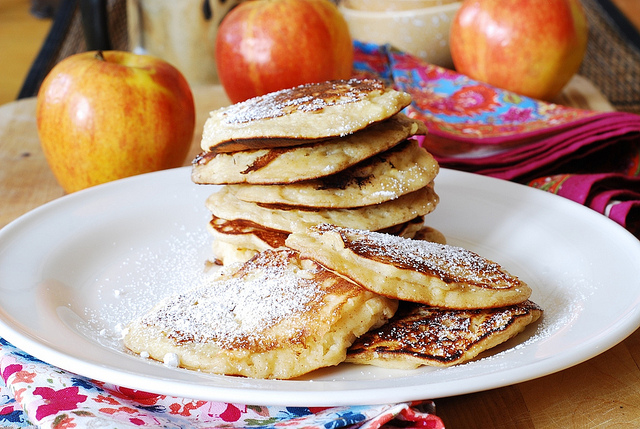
xmin=206 ymin=215 xmax=427 ymax=266
xmin=206 ymin=215 xmax=289 ymax=266
xmin=210 ymin=239 xmax=262 ymax=267
xmin=192 ymin=114 xmax=426 ymax=185
xmin=123 ymin=248 xmax=398 ymax=379
xmin=413 ymin=225 xmax=447 ymax=244
xmin=346 ymin=300 xmax=542 ymax=369
xmin=226 ymin=139 xmax=439 ymax=208
xmin=200 ymin=78 xmax=412 ymax=153
xmin=285 ymin=224 xmax=532 ymax=309
xmin=207 ymin=215 xmax=289 ymax=251
xmin=377 ymin=216 xmax=427 ymax=239
xmin=205 ymin=185 xmax=439 ymax=234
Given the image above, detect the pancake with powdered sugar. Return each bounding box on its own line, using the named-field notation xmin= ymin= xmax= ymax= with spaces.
xmin=200 ymin=78 xmax=412 ymax=153
xmin=286 ymin=224 xmax=532 ymax=309
xmin=205 ymin=214 xmax=429 ymax=266
xmin=123 ymin=248 xmax=397 ymax=379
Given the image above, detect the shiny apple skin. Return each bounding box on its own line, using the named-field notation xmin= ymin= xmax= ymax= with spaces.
xmin=216 ymin=0 xmax=354 ymax=103
xmin=36 ymin=51 xmax=195 ymax=193
xmin=450 ymin=0 xmax=589 ymax=101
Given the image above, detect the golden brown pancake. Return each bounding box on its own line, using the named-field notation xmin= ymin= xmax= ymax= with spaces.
xmin=286 ymin=224 xmax=532 ymax=309
xmin=413 ymin=225 xmax=447 ymax=244
xmin=206 ymin=215 xmax=428 ymax=265
xmin=346 ymin=300 xmax=542 ymax=368
xmin=205 ymin=185 xmax=439 ymax=234
xmin=200 ymin=78 xmax=413 ymax=153
xmin=192 ymin=114 xmax=426 ymax=185
xmin=226 ymin=139 xmax=439 ymax=208
xmin=205 ymin=215 xmax=289 ymax=265
xmin=124 ymin=248 xmax=398 ymax=379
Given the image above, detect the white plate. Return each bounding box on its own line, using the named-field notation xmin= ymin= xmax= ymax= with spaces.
xmin=1 ymin=167 xmax=640 ymax=406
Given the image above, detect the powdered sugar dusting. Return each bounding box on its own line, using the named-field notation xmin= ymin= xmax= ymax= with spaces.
xmin=163 ymin=353 xmax=179 ymax=367
xmin=138 ymin=249 xmax=324 ymax=348
xmin=82 ymin=225 xmax=213 ymax=345
xmin=316 ymin=224 xmax=522 ymax=288
xmin=222 ymin=79 xmax=384 ymax=124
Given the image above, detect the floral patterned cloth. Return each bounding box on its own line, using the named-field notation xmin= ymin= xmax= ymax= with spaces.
xmin=0 ymin=338 xmax=444 ymax=429
xmin=353 ymin=41 xmax=640 ymax=239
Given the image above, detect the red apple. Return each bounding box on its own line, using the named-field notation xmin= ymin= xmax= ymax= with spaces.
xmin=36 ymin=50 xmax=195 ymax=193
xmin=215 ymin=0 xmax=354 ymax=103
xmin=449 ymin=0 xmax=588 ymax=101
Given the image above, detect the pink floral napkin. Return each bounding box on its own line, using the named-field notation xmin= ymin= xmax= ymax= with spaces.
xmin=353 ymin=41 xmax=640 ymax=238
xmin=0 ymin=338 xmax=444 ymax=428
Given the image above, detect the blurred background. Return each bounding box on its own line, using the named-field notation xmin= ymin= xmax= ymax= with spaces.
xmin=0 ymin=0 xmax=51 ymax=105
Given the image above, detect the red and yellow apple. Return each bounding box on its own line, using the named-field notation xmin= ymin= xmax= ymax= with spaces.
xmin=36 ymin=50 xmax=195 ymax=193
xmin=215 ymin=0 xmax=354 ymax=103
xmin=449 ymin=0 xmax=588 ymax=101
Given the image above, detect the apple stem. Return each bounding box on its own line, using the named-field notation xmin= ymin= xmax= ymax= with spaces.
xmin=95 ymin=50 xmax=105 ymax=62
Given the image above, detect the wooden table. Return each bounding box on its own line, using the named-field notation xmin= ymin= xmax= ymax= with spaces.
xmin=2 ymin=80 xmax=640 ymax=428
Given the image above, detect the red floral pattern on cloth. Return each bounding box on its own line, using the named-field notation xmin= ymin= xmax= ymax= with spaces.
xmin=353 ymin=41 xmax=640 ymax=238
xmin=0 ymin=338 xmax=444 ymax=429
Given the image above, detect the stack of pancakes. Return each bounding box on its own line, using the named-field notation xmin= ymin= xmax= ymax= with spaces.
xmin=123 ymin=79 xmax=542 ymax=380
xmin=191 ymin=78 xmax=441 ymax=265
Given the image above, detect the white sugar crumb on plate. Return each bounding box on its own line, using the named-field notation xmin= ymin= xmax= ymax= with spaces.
xmin=163 ymin=353 xmax=179 ymax=367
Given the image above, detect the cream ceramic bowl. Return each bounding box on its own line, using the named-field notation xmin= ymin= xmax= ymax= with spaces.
xmin=339 ymin=1 xmax=462 ymax=68
xmin=343 ymin=0 xmax=460 ymax=11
